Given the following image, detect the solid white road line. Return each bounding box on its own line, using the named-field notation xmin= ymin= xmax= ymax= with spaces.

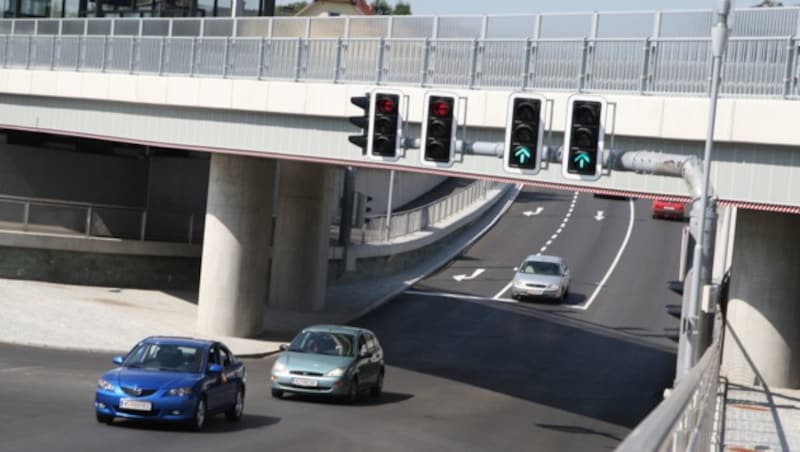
xmin=567 ymin=197 xmax=636 ymax=311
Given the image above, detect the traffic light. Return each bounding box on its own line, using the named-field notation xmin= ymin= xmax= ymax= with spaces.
xmin=369 ymin=91 xmax=402 ymax=161
xmin=562 ymin=95 xmax=605 ymax=181
xmin=420 ymin=92 xmax=458 ymax=167
xmin=503 ymin=93 xmax=545 ymax=175
xmin=348 ymin=93 xmax=370 ymax=156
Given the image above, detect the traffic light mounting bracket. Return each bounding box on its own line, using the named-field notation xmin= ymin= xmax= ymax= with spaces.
xmin=540 ymin=98 xmax=556 ymax=171
xmin=601 ymin=101 xmax=618 ymax=177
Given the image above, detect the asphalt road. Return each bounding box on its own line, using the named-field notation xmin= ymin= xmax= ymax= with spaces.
xmin=0 ymin=188 xmax=684 ymax=452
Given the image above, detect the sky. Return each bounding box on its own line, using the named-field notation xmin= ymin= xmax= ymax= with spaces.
xmin=278 ymin=0 xmax=763 ymax=16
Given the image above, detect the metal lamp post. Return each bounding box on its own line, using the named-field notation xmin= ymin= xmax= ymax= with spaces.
xmin=677 ymin=0 xmax=730 ymax=379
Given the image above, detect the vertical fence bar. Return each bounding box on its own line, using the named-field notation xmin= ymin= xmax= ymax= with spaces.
xmin=76 ymin=35 xmax=82 ymax=71
xmin=129 ymin=37 xmax=135 ymax=73
xmin=257 ymin=37 xmax=265 ymax=79
xmin=294 ymin=37 xmax=303 ymax=81
xmin=784 ymin=37 xmax=795 ymax=97
xmin=469 ymin=38 xmax=479 ymax=89
xmin=50 ymin=35 xmax=56 ymax=70
xmin=85 ymin=207 xmax=92 ymax=236
xmin=101 ymin=35 xmax=108 ymax=72
xmin=578 ymin=38 xmax=589 ymax=92
xmin=421 ymin=37 xmax=431 ymax=86
xmin=190 ymin=37 xmax=197 ymax=76
xmin=25 ymin=34 xmax=32 ymax=69
xmin=640 ymin=38 xmax=651 ymax=93
xmin=522 ymin=38 xmax=533 ymax=89
xmin=158 ymin=36 xmax=165 ymax=75
xmin=23 ymin=202 xmax=30 ymax=229
xmin=376 ymin=37 xmax=385 ymax=84
xmin=334 ymin=37 xmax=343 ymax=82
xmin=223 ymin=37 xmax=230 ymax=78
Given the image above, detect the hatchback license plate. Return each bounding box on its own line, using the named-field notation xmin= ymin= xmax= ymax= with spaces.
xmin=120 ymin=399 xmax=152 ymax=411
xmin=292 ymin=377 xmax=318 ymax=387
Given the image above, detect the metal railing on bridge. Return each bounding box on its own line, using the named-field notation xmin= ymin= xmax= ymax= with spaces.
xmin=0 ymin=9 xmax=799 ymax=98
xmin=0 ymin=194 xmax=203 ymax=243
xmin=356 ymin=179 xmax=502 ymax=244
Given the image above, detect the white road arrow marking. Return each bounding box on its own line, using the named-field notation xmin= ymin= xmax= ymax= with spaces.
xmin=523 ymin=207 xmax=544 ymax=217
xmin=452 ymin=268 xmax=486 ymax=282
xmin=595 ymin=210 xmax=605 ymax=221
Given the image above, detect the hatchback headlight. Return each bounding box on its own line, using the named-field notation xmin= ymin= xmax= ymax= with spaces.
xmin=97 ymin=378 xmax=114 ymax=391
xmin=167 ymin=387 xmax=193 ymax=397
xmin=547 ymin=284 xmax=560 ymax=290
xmin=272 ymin=361 xmax=287 ymax=373
xmin=513 ymin=278 xmax=524 ymax=287
xmin=326 ymin=368 xmax=345 ymax=377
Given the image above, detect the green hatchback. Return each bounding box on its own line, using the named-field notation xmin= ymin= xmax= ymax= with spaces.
xmin=270 ymin=325 xmax=385 ymax=403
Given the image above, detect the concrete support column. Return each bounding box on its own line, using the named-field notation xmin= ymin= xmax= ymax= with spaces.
xmin=722 ymin=210 xmax=800 ymax=388
xmin=269 ymin=161 xmax=334 ymax=311
xmin=197 ymin=154 xmax=276 ymax=337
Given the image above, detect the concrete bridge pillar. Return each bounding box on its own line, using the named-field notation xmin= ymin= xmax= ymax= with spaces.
xmin=197 ymin=153 xmax=276 ymax=337
xmin=269 ymin=161 xmax=334 ymax=312
xmin=722 ymin=210 xmax=800 ymax=388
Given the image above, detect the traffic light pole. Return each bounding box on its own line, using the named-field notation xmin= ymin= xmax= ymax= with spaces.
xmin=680 ymin=0 xmax=729 ymax=379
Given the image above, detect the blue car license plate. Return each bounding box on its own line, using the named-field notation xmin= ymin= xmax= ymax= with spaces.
xmin=292 ymin=377 xmax=318 ymax=387
xmin=120 ymin=399 xmax=152 ymax=411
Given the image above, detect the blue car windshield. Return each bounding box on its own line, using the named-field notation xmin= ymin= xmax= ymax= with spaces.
xmin=288 ymin=331 xmax=356 ymax=357
xmin=123 ymin=343 xmax=204 ymax=373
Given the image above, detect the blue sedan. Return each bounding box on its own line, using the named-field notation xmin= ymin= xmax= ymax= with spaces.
xmin=94 ymin=336 xmax=246 ymax=430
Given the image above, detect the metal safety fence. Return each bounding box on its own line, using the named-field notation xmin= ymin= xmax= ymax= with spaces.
xmin=0 ymin=32 xmax=798 ymax=98
xmin=357 ymin=179 xmax=503 ymax=244
xmin=616 ymin=310 xmax=726 ymax=452
xmin=0 ymin=194 xmax=203 ymax=243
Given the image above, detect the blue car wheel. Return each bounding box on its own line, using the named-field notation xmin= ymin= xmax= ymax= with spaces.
xmin=225 ymin=387 xmax=244 ymax=422
xmin=191 ymin=396 xmax=207 ymax=431
xmin=96 ymin=413 xmax=113 ymax=425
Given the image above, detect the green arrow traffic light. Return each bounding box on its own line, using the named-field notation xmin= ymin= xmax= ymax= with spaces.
xmin=573 ymin=151 xmax=591 ymax=169
xmin=514 ymin=147 xmax=531 ymax=164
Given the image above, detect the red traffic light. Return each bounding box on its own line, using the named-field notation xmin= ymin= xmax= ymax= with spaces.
xmin=432 ymin=100 xmax=450 ymax=118
xmin=377 ymin=98 xmax=396 ymax=114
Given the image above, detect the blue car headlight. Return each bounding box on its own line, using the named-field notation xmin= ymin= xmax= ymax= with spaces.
xmin=167 ymin=387 xmax=194 ymax=397
xmin=97 ymin=378 xmax=115 ymax=391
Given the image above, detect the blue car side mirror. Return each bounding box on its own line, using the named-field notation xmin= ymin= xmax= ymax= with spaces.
xmin=208 ymin=364 xmax=223 ymax=373
xmin=112 ymin=356 xmax=124 ymax=365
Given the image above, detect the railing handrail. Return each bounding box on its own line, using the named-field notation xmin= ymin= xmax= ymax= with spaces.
xmin=616 ymin=312 xmax=724 ymax=452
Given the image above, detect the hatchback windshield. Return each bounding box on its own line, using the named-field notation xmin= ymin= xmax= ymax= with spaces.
xmin=520 ymin=261 xmax=562 ymax=276
xmin=123 ymin=343 xmax=203 ymax=373
xmin=288 ymin=331 xmax=356 ymax=357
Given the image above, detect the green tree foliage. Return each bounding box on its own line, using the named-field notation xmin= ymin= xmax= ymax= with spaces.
xmin=393 ymin=1 xmax=411 ymax=15
xmin=753 ymin=0 xmax=783 ymax=6
xmin=278 ymin=1 xmax=308 ymax=15
xmin=371 ymin=0 xmax=412 ymax=15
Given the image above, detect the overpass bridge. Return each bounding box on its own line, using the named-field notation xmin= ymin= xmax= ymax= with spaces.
xmin=0 ymin=10 xmax=797 ymax=450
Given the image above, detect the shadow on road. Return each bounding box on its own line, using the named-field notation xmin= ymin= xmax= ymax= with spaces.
xmin=111 ymin=413 xmax=281 ymax=433
xmin=354 ymin=294 xmax=675 ymax=429
xmin=276 ymin=391 xmax=413 ymax=407
xmin=536 ymin=423 xmax=623 ymax=442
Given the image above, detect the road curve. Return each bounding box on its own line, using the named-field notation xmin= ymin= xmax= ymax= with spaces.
xmin=0 ymin=188 xmax=683 ymax=452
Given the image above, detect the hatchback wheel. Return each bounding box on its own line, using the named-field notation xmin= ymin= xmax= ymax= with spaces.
xmin=271 ymin=389 xmax=283 ymax=399
xmin=346 ymin=377 xmax=359 ymax=404
xmin=226 ymin=387 xmax=244 ymax=422
xmin=95 ymin=413 xmax=113 ymax=425
xmin=192 ymin=396 xmax=207 ymax=431
xmin=370 ymin=371 xmax=384 ymax=398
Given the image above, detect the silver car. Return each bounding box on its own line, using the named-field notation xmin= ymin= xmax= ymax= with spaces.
xmin=510 ymin=254 xmax=571 ymax=302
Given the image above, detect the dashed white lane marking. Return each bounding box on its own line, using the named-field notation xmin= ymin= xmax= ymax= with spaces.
xmin=0 ymin=366 xmax=42 ymax=373
xmin=566 ymin=197 xmax=636 ymax=311
xmin=493 ymin=191 xmax=579 ymax=300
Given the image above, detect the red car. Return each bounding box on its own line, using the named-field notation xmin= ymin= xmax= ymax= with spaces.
xmin=652 ymin=199 xmax=685 ymax=220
